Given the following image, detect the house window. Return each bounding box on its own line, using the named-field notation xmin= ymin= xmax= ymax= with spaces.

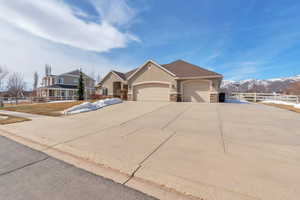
xmin=102 ymin=88 xmax=108 ymax=96
xmin=58 ymin=77 xmax=64 ymax=84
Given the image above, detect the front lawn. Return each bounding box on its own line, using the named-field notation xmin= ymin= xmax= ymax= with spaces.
xmin=0 ymin=114 xmax=30 ymax=125
xmin=0 ymin=101 xmax=88 ymax=116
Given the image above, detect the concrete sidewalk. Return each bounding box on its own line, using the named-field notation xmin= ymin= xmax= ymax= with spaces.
xmin=1 ymin=101 xmax=300 ymax=200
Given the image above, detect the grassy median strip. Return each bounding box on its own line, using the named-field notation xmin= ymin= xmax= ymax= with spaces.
xmin=0 ymin=101 xmax=86 ymax=117
xmin=0 ymin=114 xmax=31 ymax=125
xmin=263 ymin=103 xmax=300 ymax=113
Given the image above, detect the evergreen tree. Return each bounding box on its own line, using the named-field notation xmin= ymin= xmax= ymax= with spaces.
xmin=77 ymin=70 xmax=85 ymax=100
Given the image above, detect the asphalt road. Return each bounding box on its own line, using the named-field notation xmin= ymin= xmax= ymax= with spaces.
xmin=0 ymin=136 xmax=157 ymax=200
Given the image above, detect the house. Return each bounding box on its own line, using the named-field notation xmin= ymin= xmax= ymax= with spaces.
xmin=37 ymin=67 xmax=95 ymax=100
xmin=97 ymin=60 xmax=223 ymax=103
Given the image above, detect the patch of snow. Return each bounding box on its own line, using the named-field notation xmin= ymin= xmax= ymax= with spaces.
xmin=224 ymin=99 xmax=249 ymax=104
xmin=262 ymin=100 xmax=300 ymax=109
xmin=3 ymin=100 xmax=29 ymax=104
xmin=261 ymin=100 xmax=296 ymax=106
xmin=63 ymin=98 xmax=122 ymax=115
xmin=0 ymin=116 xmax=8 ymax=120
xmin=48 ymin=100 xmax=76 ymax=103
xmin=222 ymin=75 xmax=300 ymax=90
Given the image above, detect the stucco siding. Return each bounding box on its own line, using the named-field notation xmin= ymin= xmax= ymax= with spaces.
xmin=101 ymin=72 xmax=123 ymax=95
xmin=60 ymin=75 xmax=77 ymax=85
xmin=128 ymin=63 xmax=177 ymax=93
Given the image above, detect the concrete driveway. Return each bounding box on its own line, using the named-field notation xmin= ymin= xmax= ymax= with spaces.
xmin=1 ymin=101 xmax=300 ymax=200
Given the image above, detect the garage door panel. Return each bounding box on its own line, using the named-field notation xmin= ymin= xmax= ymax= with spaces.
xmin=134 ymin=83 xmax=169 ymax=101
xmin=183 ymin=81 xmax=210 ymax=103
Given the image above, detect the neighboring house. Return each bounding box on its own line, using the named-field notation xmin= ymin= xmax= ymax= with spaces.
xmin=97 ymin=60 xmax=223 ymax=103
xmin=37 ymin=68 xmax=95 ymax=99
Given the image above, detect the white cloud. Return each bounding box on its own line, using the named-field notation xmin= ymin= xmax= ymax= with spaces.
xmin=0 ymin=21 xmax=117 ymax=89
xmin=90 ymin=0 xmax=136 ymax=26
xmin=224 ymin=61 xmax=260 ymax=81
xmin=0 ymin=0 xmax=138 ymax=89
xmin=0 ymin=0 xmax=138 ymax=52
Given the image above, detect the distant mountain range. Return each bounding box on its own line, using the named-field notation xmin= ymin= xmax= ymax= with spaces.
xmin=221 ymin=75 xmax=300 ymax=93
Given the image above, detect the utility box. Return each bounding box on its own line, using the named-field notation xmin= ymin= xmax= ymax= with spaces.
xmin=219 ymin=93 xmax=225 ymax=103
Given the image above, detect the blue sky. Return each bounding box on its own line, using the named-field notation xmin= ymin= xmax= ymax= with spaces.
xmin=0 ymin=0 xmax=300 ymax=87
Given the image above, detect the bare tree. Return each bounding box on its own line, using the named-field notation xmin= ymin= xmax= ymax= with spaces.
xmin=0 ymin=66 xmax=9 ymax=107
xmin=96 ymin=73 xmax=101 ymax=83
xmin=286 ymin=81 xmax=300 ymax=95
xmin=0 ymin=65 xmax=9 ymax=90
xmin=33 ymin=71 xmax=39 ymax=96
xmin=7 ymin=72 xmax=26 ymax=104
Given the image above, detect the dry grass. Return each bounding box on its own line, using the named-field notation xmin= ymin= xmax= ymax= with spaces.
xmin=0 ymin=101 xmax=88 ymax=116
xmin=4 ymin=101 xmax=32 ymax=107
xmin=0 ymin=114 xmax=30 ymax=125
xmin=263 ymin=103 xmax=300 ymax=113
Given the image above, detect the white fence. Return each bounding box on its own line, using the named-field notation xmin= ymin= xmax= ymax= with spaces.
xmin=0 ymin=96 xmax=78 ymax=105
xmin=227 ymin=93 xmax=300 ymax=104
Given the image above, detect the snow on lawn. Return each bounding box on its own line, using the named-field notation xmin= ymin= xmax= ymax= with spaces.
xmin=225 ymin=99 xmax=249 ymax=104
xmin=48 ymin=100 xmax=76 ymax=103
xmin=63 ymin=98 xmax=122 ymax=115
xmin=262 ymin=100 xmax=300 ymax=109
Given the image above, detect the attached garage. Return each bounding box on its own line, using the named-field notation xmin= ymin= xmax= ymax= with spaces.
xmin=100 ymin=59 xmax=223 ymax=103
xmin=133 ymin=83 xmax=170 ymax=101
xmin=182 ymin=80 xmax=210 ymax=102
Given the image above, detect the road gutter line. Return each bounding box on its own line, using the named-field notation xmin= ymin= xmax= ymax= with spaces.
xmin=0 ymin=157 xmax=49 ymax=177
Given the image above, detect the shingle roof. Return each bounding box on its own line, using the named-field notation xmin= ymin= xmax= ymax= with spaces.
xmin=112 ymin=70 xmax=126 ymax=80
xmin=65 ymin=70 xmax=81 ymax=76
xmin=59 ymin=69 xmax=95 ymax=80
xmin=111 ymin=68 xmax=139 ymax=80
xmin=125 ymin=68 xmax=138 ymax=78
xmin=161 ymin=60 xmax=222 ymax=78
xmin=104 ymin=60 xmax=222 ymax=83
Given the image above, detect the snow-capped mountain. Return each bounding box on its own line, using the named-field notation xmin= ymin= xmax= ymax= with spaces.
xmin=221 ymin=75 xmax=300 ymax=93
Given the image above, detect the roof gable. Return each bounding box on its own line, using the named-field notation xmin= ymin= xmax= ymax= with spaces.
xmin=127 ymin=60 xmax=176 ymax=81
xmin=100 ymin=70 xmax=125 ymax=84
xmin=112 ymin=70 xmax=126 ymax=80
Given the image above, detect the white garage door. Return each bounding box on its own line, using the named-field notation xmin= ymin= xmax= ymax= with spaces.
xmin=134 ymin=83 xmax=169 ymax=101
xmin=183 ymin=81 xmax=210 ymax=102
